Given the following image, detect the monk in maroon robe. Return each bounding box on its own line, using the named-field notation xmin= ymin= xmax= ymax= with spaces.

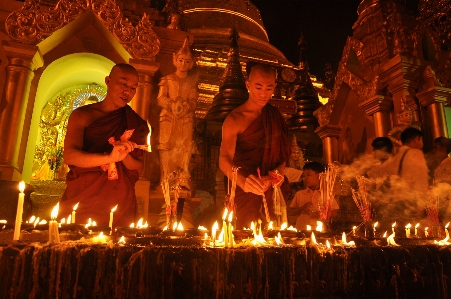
xmin=59 ymin=64 xmax=148 ymax=227
xmin=220 ymin=64 xmax=291 ymax=229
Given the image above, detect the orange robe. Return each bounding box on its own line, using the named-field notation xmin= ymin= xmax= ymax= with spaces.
xmin=232 ymin=104 xmax=291 ymax=229
xmin=59 ymin=105 xmax=148 ymax=227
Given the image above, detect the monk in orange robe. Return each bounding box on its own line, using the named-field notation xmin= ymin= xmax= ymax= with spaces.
xmin=220 ymin=64 xmax=291 ymax=229
xmin=59 ymin=64 xmax=148 ymax=227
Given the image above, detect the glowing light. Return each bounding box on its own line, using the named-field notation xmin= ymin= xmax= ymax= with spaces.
xmin=268 ymin=221 xmax=274 ymax=230
xmin=280 ymin=222 xmax=287 ymax=230
xmin=316 ymin=221 xmax=323 ymax=232
xmin=51 ymin=203 xmax=59 ymax=220
xmin=177 ymin=222 xmax=184 ymax=231
xmin=118 ymin=236 xmax=125 ymax=244
xmin=19 ymin=181 xmax=25 ymax=193
xmin=198 ymin=225 xmax=207 ymax=230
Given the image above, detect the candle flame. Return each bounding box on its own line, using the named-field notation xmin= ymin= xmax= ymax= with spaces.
xmin=34 ymin=217 xmax=40 ymax=227
xmin=374 ymin=221 xmax=378 ymax=228
xmin=204 ymin=232 xmax=208 ymax=240
xmin=51 ymin=203 xmax=59 ymax=220
xmin=275 ymin=232 xmax=284 ymax=245
xmin=177 ymin=222 xmax=184 ymax=231
xmin=162 ymin=225 xmax=168 ymax=231
xmin=130 ymin=223 xmax=135 ymax=228
xmin=212 ymin=221 xmax=218 ymax=234
xmin=118 ymin=236 xmax=125 ymax=244
xmin=287 ymin=225 xmax=297 ymax=232
xmin=137 ymin=218 xmax=143 ymax=228
xmin=198 ymin=225 xmax=207 ymax=230
xmin=38 ymin=219 xmax=46 ymax=225
xmin=222 ymin=208 xmax=228 ymax=220
xmin=326 ymin=240 xmax=331 ymax=249
xmin=29 ymin=216 xmax=35 ymax=223
xmin=61 ymin=218 xmax=66 ymax=224
xmin=67 ymin=214 xmax=71 ymax=224
xmin=268 ymin=221 xmax=273 ymax=230
xmin=446 ymin=222 xmax=450 ymax=229
xmin=280 ymin=222 xmax=287 ymax=230
xmin=405 ymin=223 xmax=411 ymax=229
xmin=353 ymin=225 xmax=357 ymax=230
xmin=306 ymin=225 xmax=312 ymax=231
xmin=18 ymin=181 xmax=25 ymax=193
xmin=311 ymin=232 xmax=317 ymax=245
xmin=218 ymin=230 xmax=224 ymax=242
xmin=415 ymin=223 xmax=420 ymax=228
xmin=383 ymin=231 xmax=387 ymax=237
xmin=342 ymin=232 xmax=347 ymax=243
xmin=228 ymin=211 xmax=233 ymax=223
xmin=387 ymin=232 xmax=399 ymax=246
xmin=392 ymin=222 xmax=396 ymax=228
xmin=92 ymin=221 xmax=97 ymax=226
xmin=147 ymin=123 xmax=152 ymax=152
xmin=111 ymin=205 xmax=118 ymax=213
xmin=316 ymin=221 xmax=323 ymax=232
xmin=172 ymin=222 xmax=177 ymax=231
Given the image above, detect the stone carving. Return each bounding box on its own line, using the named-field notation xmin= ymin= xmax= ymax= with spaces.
xmin=5 ymin=0 xmax=160 ymax=61
xmin=157 ymin=37 xmax=198 ymax=194
xmin=387 ymin=97 xmax=421 ymax=147
xmin=422 ymin=65 xmax=442 ymax=89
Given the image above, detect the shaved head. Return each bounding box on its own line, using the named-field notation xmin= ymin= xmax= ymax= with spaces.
xmin=109 ymin=63 xmax=138 ymax=77
xmin=248 ymin=64 xmax=276 ymax=81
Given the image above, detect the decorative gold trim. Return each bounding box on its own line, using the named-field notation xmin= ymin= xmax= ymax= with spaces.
xmin=5 ymin=0 xmax=160 ymax=61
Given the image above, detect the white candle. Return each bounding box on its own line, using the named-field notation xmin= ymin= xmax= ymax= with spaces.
xmin=405 ymin=223 xmax=411 ymax=238
xmin=222 ymin=209 xmax=228 ymax=248
xmin=72 ymin=202 xmax=79 ymax=224
xmin=212 ymin=221 xmax=218 ymax=247
xmin=228 ymin=211 xmax=234 ymax=248
xmin=415 ymin=223 xmax=419 ymax=237
xmin=49 ymin=203 xmax=60 ymax=243
xmin=13 ymin=181 xmax=25 ymax=241
xmin=147 ymin=124 xmax=152 ymax=152
xmin=109 ymin=204 xmax=118 ymax=234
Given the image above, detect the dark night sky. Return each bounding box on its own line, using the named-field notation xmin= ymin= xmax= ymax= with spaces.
xmin=251 ymin=0 xmax=420 ymax=80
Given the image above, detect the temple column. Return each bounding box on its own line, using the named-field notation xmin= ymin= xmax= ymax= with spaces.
xmin=315 ymin=125 xmax=341 ymax=165
xmin=416 ymin=86 xmax=451 ymax=139
xmin=0 ymin=40 xmax=43 ymax=181
xmin=129 ymin=59 xmax=160 ymax=222
xmin=358 ymin=95 xmax=392 ymax=137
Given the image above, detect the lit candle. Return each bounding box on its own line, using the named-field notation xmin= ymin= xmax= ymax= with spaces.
xmin=425 ymin=227 xmax=429 ymax=238
xmin=373 ymin=221 xmax=378 ymax=236
xmin=109 ymin=204 xmax=118 ymax=234
xmin=49 ymin=203 xmax=60 ymax=243
xmin=222 ymin=208 xmax=228 ymax=248
xmin=446 ymin=222 xmax=450 ymax=238
xmin=212 ymin=221 xmax=218 ymax=247
xmin=147 ymin=124 xmax=152 ymax=152
xmin=352 ymin=226 xmax=357 ymax=236
xmin=392 ymin=222 xmax=396 ymax=234
xmin=405 ymin=223 xmax=411 ymax=238
xmin=72 ymin=202 xmax=79 ymax=224
xmin=13 ymin=181 xmax=25 ymax=241
xmin=228 ymin=211 xmax=234 ymax=248
xmin=415 ymin=223 xmax=419 ymax=237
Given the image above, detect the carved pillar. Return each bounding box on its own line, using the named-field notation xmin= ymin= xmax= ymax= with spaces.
xmin=315 ymin=125 xmax=341 ymax=165
xmin=358 ymin=95 xmax=392 ymax=137
xmin=0 ymin=41 xmax=43 ymax=180
xmin=129 ymin=59 xmax=160 ymax=221
xmin=417 ymin=86 xmax=451 ymax=139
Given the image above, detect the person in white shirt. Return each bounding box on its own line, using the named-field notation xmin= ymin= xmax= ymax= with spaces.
xmin=288 ymin=162 xmax=339 ymax=230
xmin=433 ymin=136 xmax=451 ymax=221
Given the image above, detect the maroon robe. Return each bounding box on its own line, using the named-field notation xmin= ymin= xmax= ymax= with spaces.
xmin=59 ymin=105 xmax=148 ymax=227
xmin=232 ymin=104 xmax=291 ymax=229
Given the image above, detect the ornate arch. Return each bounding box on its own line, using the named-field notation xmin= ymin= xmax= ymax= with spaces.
xmin=5 ymin=0 xmax=160 ymax=61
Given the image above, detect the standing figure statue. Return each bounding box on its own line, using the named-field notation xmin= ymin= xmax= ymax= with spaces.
xmin=157 ymin=37 xmax=198 ymax=197
xmin=387 ymin=97 xmax=421 ymax=148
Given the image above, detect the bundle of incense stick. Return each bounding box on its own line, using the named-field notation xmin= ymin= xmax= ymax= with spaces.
xmin=257 ymin=167 xmax=270 ymax=223
xmin=426 ymin=190 xmax=440 ymax=224
xmin=134 ymin=145 xmax=151 ymax=152
xmin=319 ymin=163 xmax=338 ymax=221
xmin=226 ymin=166 xmax=239 ymax=213
xmin=351 ymin=176 xmax=372 ymax=222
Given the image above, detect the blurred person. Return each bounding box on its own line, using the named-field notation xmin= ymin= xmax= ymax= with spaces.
xmin=433 ymin=137 xmax=451 ymax=221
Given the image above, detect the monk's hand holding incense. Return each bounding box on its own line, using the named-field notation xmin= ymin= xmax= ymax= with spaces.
xmin=243 ymin=174 xmax=265 ymax=195
xmin=110 ymin=141 xmax=136 ymax=162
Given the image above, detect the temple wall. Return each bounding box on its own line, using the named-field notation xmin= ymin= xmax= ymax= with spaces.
xmin=337 ymin=89 xmax=376 ymax=164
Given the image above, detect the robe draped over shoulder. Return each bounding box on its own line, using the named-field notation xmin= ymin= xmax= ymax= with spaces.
xmin=59 ymin=105 xmax=148 ymax=227
xmin=232 ymin=104 xmax=291 ymax=228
